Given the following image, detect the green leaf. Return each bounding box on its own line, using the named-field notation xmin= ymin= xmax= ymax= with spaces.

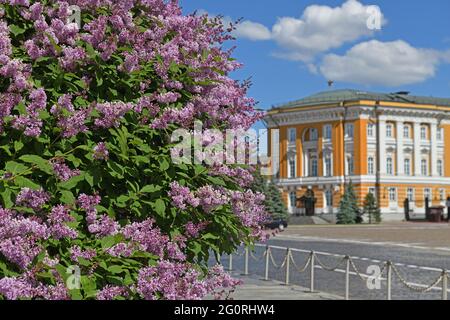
xmin=14 ymin=176 xmax=40 ymax=189
xmin=19 ymin=155 xmax=53 ymax=175
xmin=108 ymin=265 xmax=124 ymax=274
xmin=14 ymin=141 xmax=24 ymax=152
xmin=9 ymin=25 xmax=25 ymax=36
xmin=60 ymin=190 xmax=75 ymax=204
xmin=5 ymin=161 xmax=29 ymax=175
xmin=153 ymin=199 xmax=166 ymax=217
xmin=58 ymin=172 xmax=85 ymax=189
xmin=140 ymin=185 xmax=162 ymax=194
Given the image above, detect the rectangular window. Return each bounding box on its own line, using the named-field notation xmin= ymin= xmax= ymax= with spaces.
xmin=440 ymin=189 xmax=445 ymax=201
xmin=421 ymin=126 xmax=427 ymax=140
xmin=389 ymin=188 xmax=397 ymax=202
xmin=311 ymin=159 xmax=318 ymax=177
xmin=421 ymin=159 xmax=428 ymax=176
xmin=437 ymin=128 xmax=443 ymax=141
xmin=386 ymin=157 xmax=393 ymax=175
xmin=288 ymin=158 xmax=296 ymax=178
xmin=325 ymin=190 xmax=333 ymax=207
xmin=367 ymin=123 xmax=374 ymax=137
xmin=438 ymin=160 xmax=443 ymax=176
xmin=324 ymin=125 xmax=332 ymax=140
xmin=404 ymin=159 xmax=411 ymax=175
xmin=386 ymin=124 xmax=393 ymax=138
xmin=404 ymin=126 xmax=410 ymax=139
xmin=368 ymin=157 xmax=375 ymax=175
xmin=347 ymin=156 xmax=354 ymax=176
xmin=288 ymin=128 xmax=296 ymax=144
xmin=407 ymin=188 xmax=415 ymax=202
xmin=325 ymin=157 xmax=332 ymax=177
xmin=424 ymin=188 xmax=432 ymax=201
xmin=289 ymin=192 xmax=297 ymax=210
xmin=345 ymin=123 xmax=354 ymax=138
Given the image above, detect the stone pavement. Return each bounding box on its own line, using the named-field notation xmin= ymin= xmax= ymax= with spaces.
xmin=228 ymin=272 xmax=342 ymax=300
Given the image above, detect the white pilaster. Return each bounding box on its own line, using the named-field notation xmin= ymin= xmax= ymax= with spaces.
xmin=413 ymin=122 xmax=421 ymax=176
xmin=396 ymin=121 xmax=404 ymax=175
xmin=431 ymin=122 xmax=438 ymax=176
xmin=379 ymin=118 xmax=387 ymax=175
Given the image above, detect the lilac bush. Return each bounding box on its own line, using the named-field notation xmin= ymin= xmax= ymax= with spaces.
xmin=0 ymin=0 xmax=267 ymax=300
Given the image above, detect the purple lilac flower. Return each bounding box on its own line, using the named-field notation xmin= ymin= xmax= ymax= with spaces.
xmin=70 ymin=245 xmax=97 ymax=262
xmin=168 ymin=182 xmax=199 ymax=210
xmin=51 ymin=159 xmax=81 ymax=181
xmin=93 ymin=142 xmax=109 ymax=160
xmin=15 ymin=188 xmax=51 ymax=210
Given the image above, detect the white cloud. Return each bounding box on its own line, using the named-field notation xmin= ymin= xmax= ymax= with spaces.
xmin=232 ymin=20 xmax=272 ymax=41
xmin=271 ymin=0 xmax=386 ymax=62
xmin=319 ymin=40 xmax=446 ymax=86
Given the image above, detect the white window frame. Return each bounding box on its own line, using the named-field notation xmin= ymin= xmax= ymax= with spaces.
xmin=437 ymin=128 xmax=443 ymax=141
xmin=324 ymin=156 xmax=332 ymax=177
xmin=311 ymin=157 xmax=318 ymax=177
xmin=404 ymin=158 xmax=411 ymax=176
xmin=386 ymin=157 xmax=393 ymax=175
xmin=325 ymin=189 xmax=333 ymax=208
xmin=421 ymin=159 xmax=428 ymax=176
xmin=438 ymin=160 xmax=443 ymax=176
xmin=424 ymin=188 xmax=432 ymax=201
xmin=403 ymin=125 xmax=410 ymax=139
xmin=421 ymin=126 xmax=427 ymax=140
xmin=389 ymin=188 xmax=397 ymax=202
xmin=407 ymin=188 xmax=415 ymax=202
xmin=439 ymin=189 xmax=445 ymax=201
xmin=386 ymin=124 xmax=393 ymax=138
xmin=367 ymin=123 xmax=374 ymax=138
xmin=288 ymin=156 xmax=296 ymax=178
xmin=289 ymin=191 xmax=297 ymax=213
xmin=368 ymin=157 xmax=375 ymax=175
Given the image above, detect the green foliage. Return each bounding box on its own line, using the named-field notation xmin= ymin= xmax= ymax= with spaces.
xmin=251 ymin=169 xmax=288 ymax=220
xmin=363 ymin=192 xmax=382 ymax=224
xmin=337 ymin=182 xmax=359 ymax=225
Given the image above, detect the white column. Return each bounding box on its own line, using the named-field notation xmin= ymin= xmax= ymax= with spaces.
xmin=413 ymin=122 xmax=421 ymax=176
xmin=379 ymin=118 xmax=387 ymax=175
xmin=271 ymin=129 xmax=280 ymax=177
xmin=396 ymin=121 xmax=404 ymax=175
xmin=431 ymin=122 xmax=438 ymax=176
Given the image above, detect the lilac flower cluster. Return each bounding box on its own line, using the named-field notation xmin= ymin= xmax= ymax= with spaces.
xmin=50 ymin=95 xmax=90 ymax=138
xmin=168 ymin=182 xmax=200 ymax=210
xmin=0 ymin=207 xmax=49 ymax=269
xmin=70 ymin=245 xmax=97 ymax=262
xmin=77 ymin=194 xmax=119 ymax=237
xmin=50 ymin=158 xmax=81 ymax=181
xmin=196 ymin=185 xmax=229 ymax=213
xmin=93 ymin=142 xmax=109 ymax=160
xmin=15 ymin=187 xmax=51 ymax=210
xmin=94 ymin=101 xmax=134 ymax=128
xmin=47 ymin=205 xmax=78 ymax=239
xmin=97 ymin=285 xmax=128 ymax=300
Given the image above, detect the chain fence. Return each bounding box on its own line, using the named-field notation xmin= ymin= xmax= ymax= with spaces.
xmin=222 ymin=244 xmax=450 ymax=300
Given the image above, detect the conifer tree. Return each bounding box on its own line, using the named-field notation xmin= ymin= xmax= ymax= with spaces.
xmin=364 ymin=192 xmax=382 ymax=224
xmin=337 ymin=182 xmax=358 ymax=224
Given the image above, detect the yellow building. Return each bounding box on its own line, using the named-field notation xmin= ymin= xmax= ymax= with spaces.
xmin=265 ymin=89 xmax=450 ymax=221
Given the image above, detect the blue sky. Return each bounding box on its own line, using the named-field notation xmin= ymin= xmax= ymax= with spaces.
xmin=179 ymin=0 xmax=450 ymax=111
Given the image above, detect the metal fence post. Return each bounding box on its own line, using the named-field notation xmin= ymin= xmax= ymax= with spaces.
xmin=310 ymin=252 xmax=315 ymax=293
xmin=244 ymin=248 xmax=249 ymax=275
xmin=285 ymin=248 xmax=291 ymax=285
xmin=442 ymin=270 xmax=448 ymax=300
xmin=345 ymin=256 xmax=350 ymax=300
xmin=228 ymin=254 xmax=233 ymax=271
xmin=387 ymin=262 xmax=392 ymax=301
xmin=265 ymin=246 xmax=270 ymax=281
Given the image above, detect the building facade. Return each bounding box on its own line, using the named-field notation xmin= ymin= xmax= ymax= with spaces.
xmin=265 ymin=90 xmax=450 ymax=221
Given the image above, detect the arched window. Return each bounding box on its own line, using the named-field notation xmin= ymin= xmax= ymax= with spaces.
xmin=368 ymin=157 xmax=375 ymax=175
xmin=386 ymin=157 xmax=393 ymax=175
